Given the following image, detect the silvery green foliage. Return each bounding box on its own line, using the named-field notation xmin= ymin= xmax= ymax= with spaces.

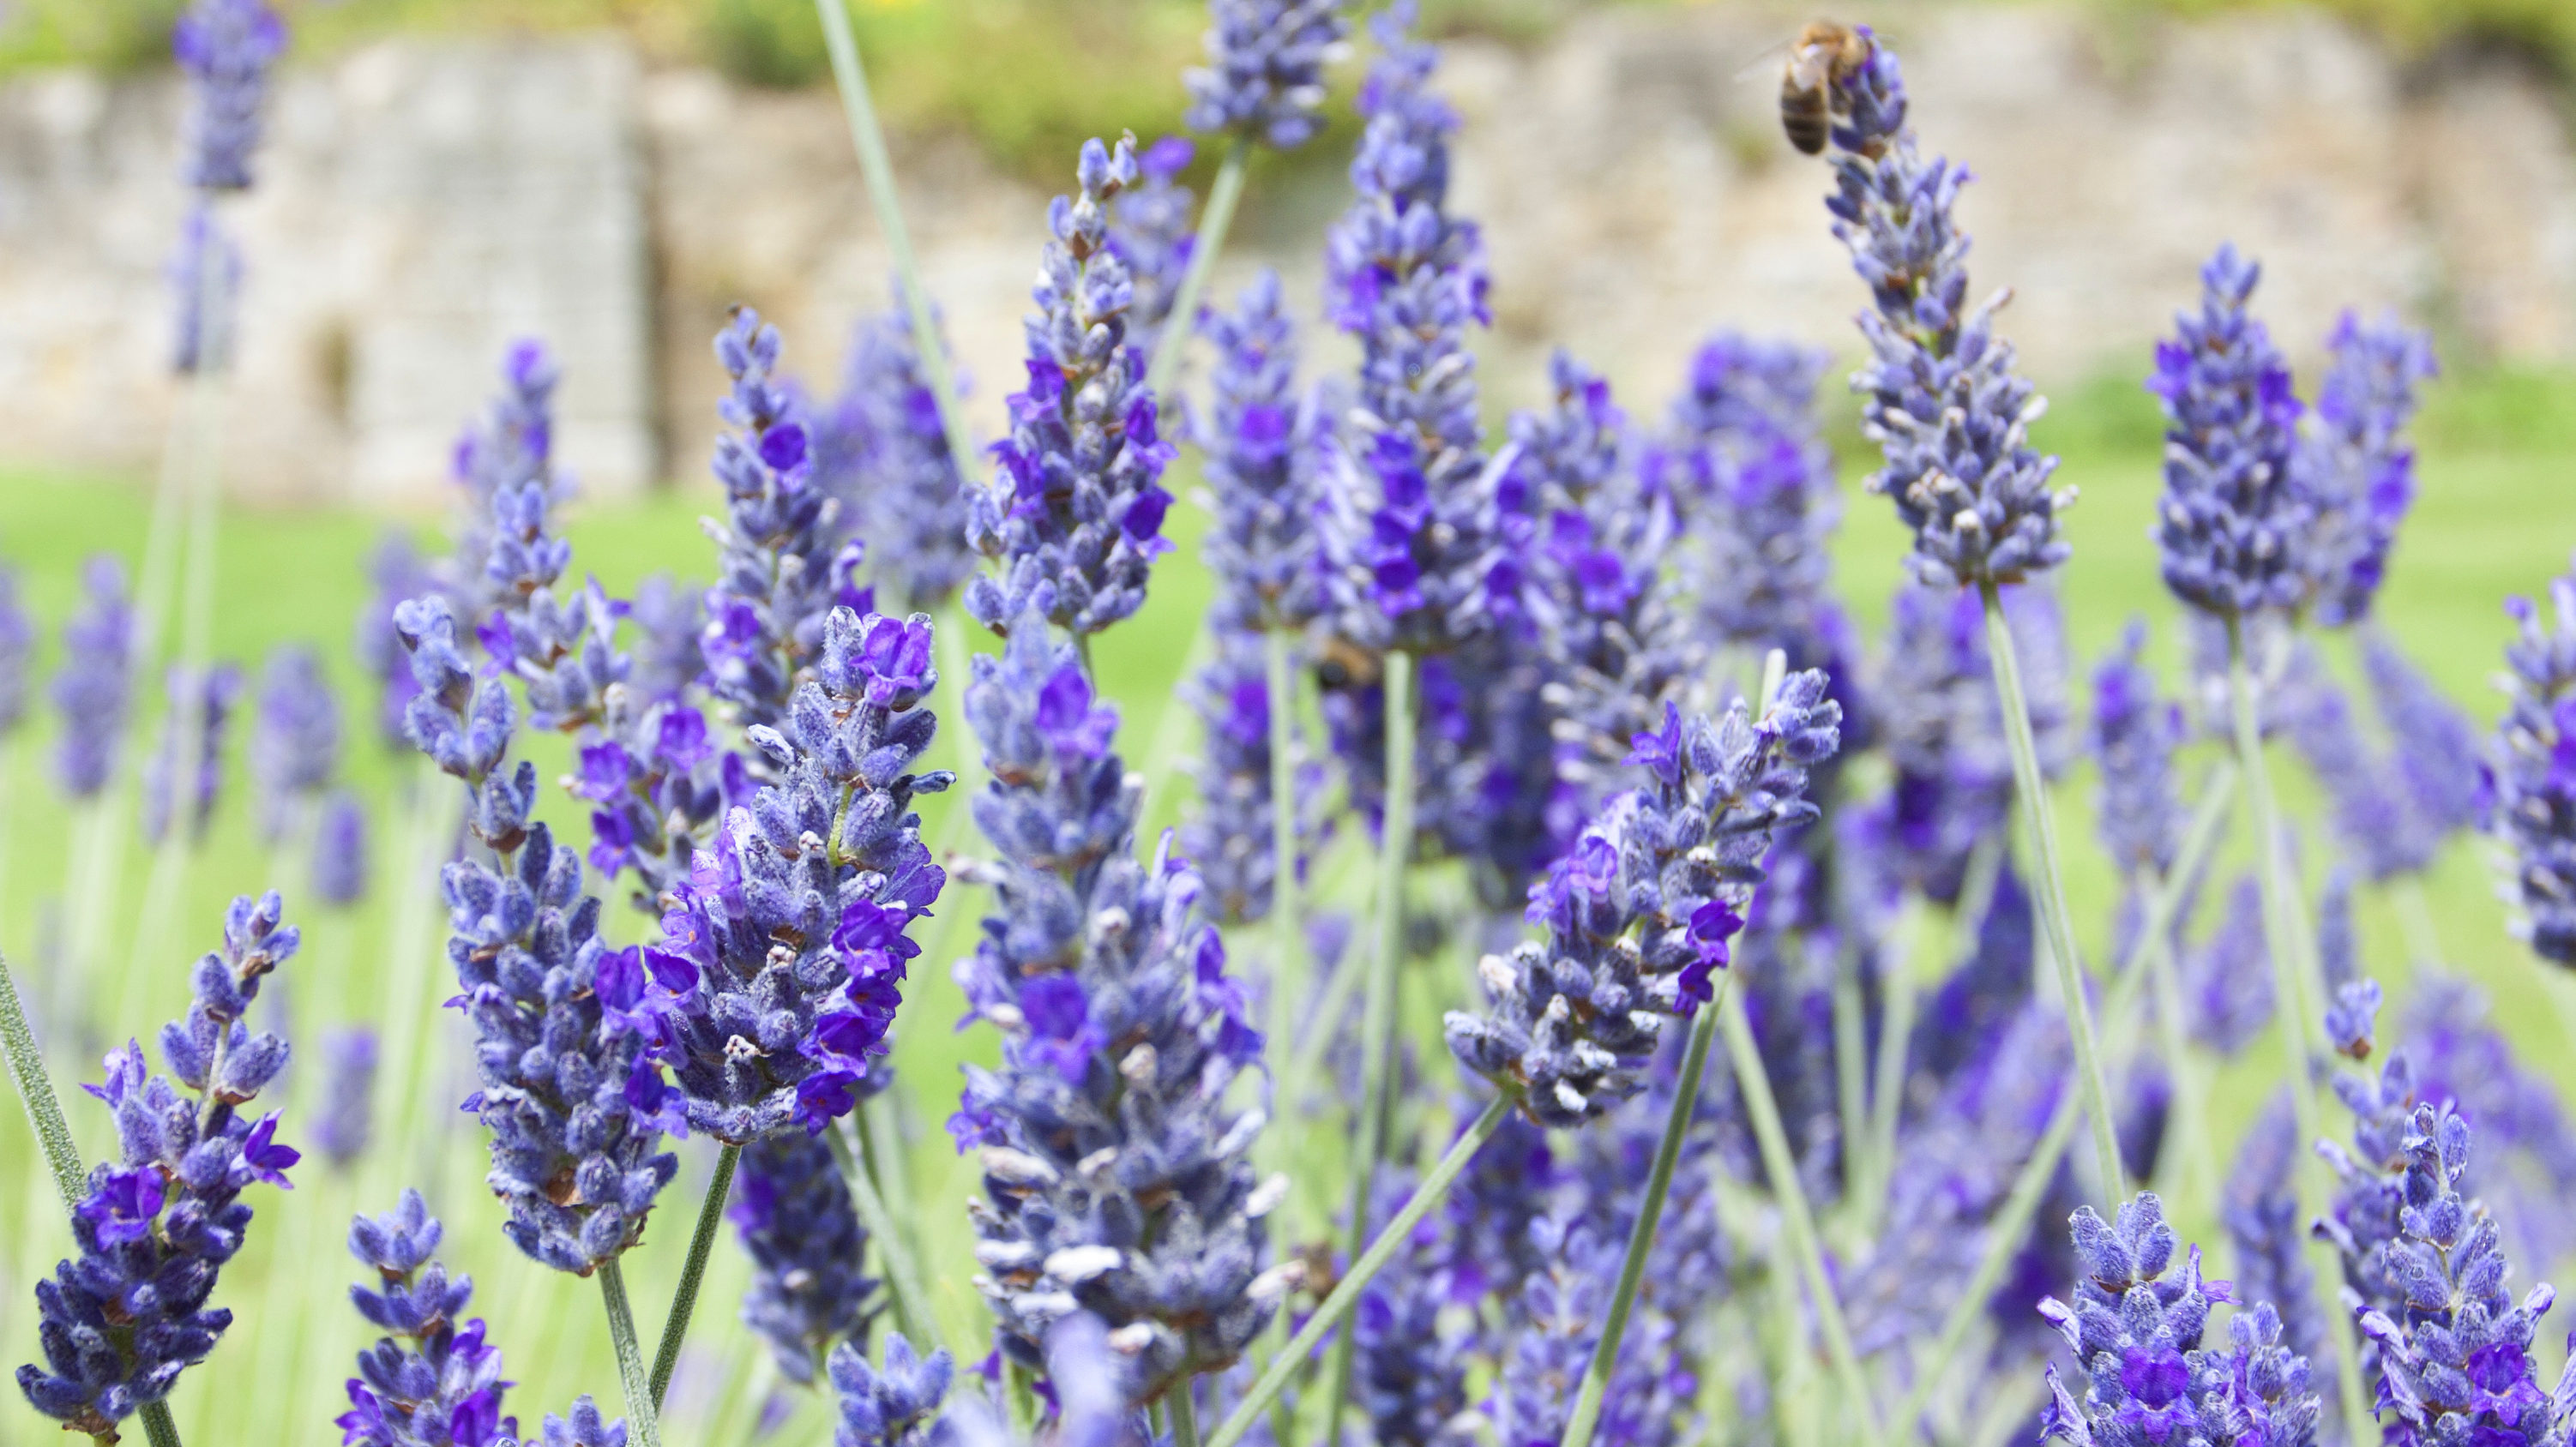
xmin=2489 ymin=561 xmax=2576 ymax=964
xmin=1818 ymin=27 xmax=2069 ymax=589
xmin=2150 ymin=246 xmax=2309 ymax=621
xmin=15 ymin=895 xmax=303 ymax=1438
xmin=1184 ymin=0 xmax=1348 ymax=150
xmin=393 ymin=595 xmax=678 ymax=1273
xmin=965 ymin=137 xmax=1177 ymax=641
xmin=2297 ymin=312 xmax=2436 ymax=628
xmin=951 ymin=619 xmax=1286 ymax=1405
xmin=647 ymin=607 xmax=951 ymax=1142
xmin=2037 ymin=1194 xmax=2320 ymax=1447
xmin=1444 ymin=676 xmax=1842 ymax=1126
xmin=337 ymin=1191 xmax=516 ymax=1447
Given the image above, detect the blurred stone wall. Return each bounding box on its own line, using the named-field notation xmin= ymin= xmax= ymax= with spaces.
xmin=0 ymin=3 xmax=2568 ymax=505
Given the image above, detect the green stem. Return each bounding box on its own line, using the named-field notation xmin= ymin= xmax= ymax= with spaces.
xmin=1 ymin=953 xmax=86 ymax=1210
xmin=2138 ymin=869 xmax=2218 ymax=1206
xmin=1168 ymin=1380 xmax=1202 ymax=1447
xmin=1859 ymin=894 xmax=1926 ymax=1234
xmin=1887 ymin=760 xmax=2235 ymax=1443
xmin=811 ymin=0 xmax=978 ymax=489
xmin=1978 ymin=579 xmax=2125 ymax=1202
xmin=1322 ymin=649 xmax=1413 ymax=1438
xmin=2225 ymin=619 xmax=2374 ymax=1444
xmin=1828 ymin=937 xmax=1869 ymax=1234
xmin=1562 ymin=979 xmax=1728 ymax=1447
xmin=1143 ymin=137 xmax=1252 ymax=405
xmin=1205 ymin=1092 xmax=1514 ymax=1447
xmin=599 ymin=1258 xmax=665 ymax=1447
xmin=649 ymin=1141 xmax=743 ymax=1408
xmin=1718 ymin=979 xmax=1883 ymax=1444
xmin=832 ymin=1120 xmax=941 ymax=1354
xmin=1263 ymin=627 xmax=1302 ymax=1112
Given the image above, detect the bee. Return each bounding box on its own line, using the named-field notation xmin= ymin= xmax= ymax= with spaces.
xmin=1779 ymin=20 xmax=1869 ymax=156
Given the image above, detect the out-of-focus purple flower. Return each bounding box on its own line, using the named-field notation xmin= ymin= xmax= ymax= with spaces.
xmin=393 ymin=595 xmax=679 ymax=1272
xmin=313 ymin=789 xmax=370 ymax=908
xmin=952 ymin=615 xmax=1288 ymax=1404
xmin=52 ymin=556 xmax=135 ymax=801
xmin=1813 ymin=28 xmax=2069 ymax=589
xmin=964 ymin=138 xmax=1176 ymax=640
xmin=2150 ymin=244 xmax=2310 ymax=621
xmin=2278 ymin=646 xmax=2440 ymax=883
xmin=2224 ymin=1098 xmax=2328 ymax=1378
xmin=2037 ymin=1194 xmax=2321 ymax=1447
xmin=2362 ymin=632 xmax=2481 ymax=848
xmin=1447 ymin=678 xmax=1842 ymax=1126
xmin=1486 ymin=1219 xmax=1697 ymax=1447
xmin=1198 ymin=269 xmax=1324 ymax=633
xmin=2181 ymin=876 xmax=2273 ymax=1056
xmin=2489 ymin=561 xmax=2576 ymax=964
xmin=0 ymin=561 xmax=33 ymax=739
xmin=830 ymin=306 xmax=974 ymax=618
xmin=337 ymin=1190 xmax=517 ymax=1447
xmin=16 ymin=893 xmax=302 ymax=1437
xmin=315 ymin=1025 xmax=377 ymax=1169
xmin=170 ymin=202 xmax=243 ymax=375
xmin=1316 ymin=4 xmax=1496 ymax=655
xmin=1350 ymin=1167 xmax=1474 ymax=1447
xmin=2298 ymin=312 xmax=2435 ymax=629
xmin=1184 ymin=0 xmax=1349 ymax=150
xmin=173 ymin=0 xmax=286 ymax=191
xmin=250 ymin=643 xmax=341 ymax=843
xmin=141 ymin=661 xmax=242 ymax=846
xmin=1178 ymin=627 xmax=1320 ymax=928
xmin=529 ymin=1398 xmax=626 ymax=1447
xmin=732 ymin=1131 xmax=879 ymax=1384
xmin=2091 ymin=618 xmax=2185 ymax=880
xmin=1106 ymin=135 xmax=1196 ymax=368
xmin=623 ymin=573 xmax=707 ymax=704
xmin=358 ymin=531 xmax=436 ymax=751
xmin=828 ymin=1332 xmax=953 ymax=1447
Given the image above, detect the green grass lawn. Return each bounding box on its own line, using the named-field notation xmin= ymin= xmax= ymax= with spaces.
xmin=0 ymin=359 xmax=2570 ymax=1442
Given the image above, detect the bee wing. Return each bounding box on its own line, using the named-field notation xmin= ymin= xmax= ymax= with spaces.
xmin=1734 ymin=39 xmax=1794 ymax=86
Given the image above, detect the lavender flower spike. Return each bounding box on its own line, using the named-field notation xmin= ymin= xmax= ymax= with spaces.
xmin=15 ymin=893 xmax=304 ymax=1438
xmin=2298 ymin=312 xmax=2436 ymax=628
xmin=1813 ymin=26 xmax=2071 ymax=589
xmin=1446 ymin=675 xmax=1843 ymax=1126
xmin=2486 ymin=559 xmax=2576 ymax=965
xmin=965 ymin=135 xmax=1177 ymax=640
xmin=1180 ymin=627 xmax=1309 ymax=927
xmin=2362 ymin=633 xmax=2482 ymax=851
xmin=315 ymin=1026 xmax=378 ymax=1169
xmin=2090 ymin=618 xmax=2185 ymax=879
xmin=251 ymin=643 xmax=342 ymax=843
xmin=141 ymin=662 xmax=243 ymax=846
xmin=173 ymin=0 xmax=286 ymax=192
xmin=1107 ymin=136 xmax=1198 ymax=367
xmin=828 ymin=1332 xmax=953 ymax=1447
xmin=1318 ymin=4 xmax=1497 ymax=654
xmin=314 ymin=790 xmax=371 ymax=907
xmin=731 ymin=1130 xmax=879 ymax=1384
xmin=834 ymin=308 xmax=974 ymax=617
xmin=1185 ymin=0 xmax=1349 ymax=150
xmin=393 ymin=595 xmax=679 ymax=1271
xmin=0 ymin=561 xmax=34 ymax=740
xmin=705 ymin=309 xmax=866 ymax=728
xmin=2037 ymin=1193 xmax=2322 ymax=1447
xmin=531 ymin=1397 xmax=626 ymax=1447
xmin=337 ymin=1189 xmax=518 ymax=1447
xmin=359 ymin=531 xmax=436 ymax=750
xmin=52 ymin=556 xmax=135 ymax=801
xmin=2150 ymin=245 xmax=2309 ymax=620
xmin=1200 ymin=270 xmax=1322 ymax=632
xmin=952 ymin=615 xmax=1289 ymax=1403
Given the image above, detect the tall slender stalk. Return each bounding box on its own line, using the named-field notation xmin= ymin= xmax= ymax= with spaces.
xmin=648 ymin=1140 xmax=743 ymax=1408
xmin=2138 ymin=869 xmax=2218 ymax=1206
xmin=1828 ymin=935 xmax=1869 ymax=1230
xmin=599 ymin=1257 xmax=665 ymax=1447
xmin=1562 ymin=978 xmax=1729 ymax=1447
xmin=1321 ymin=649 xmax=1413 ymax=1437
xmin=1858 ymin=893 xmax=1925 ymax=1232
xmin=1262 ymin=627 xmax=1302 ymax=1098
xmin=1144 ymin=137 xmax=1252 ymax=405
xmin=811 ymin=0 xmax=978 ymax=489
xmin=1205 ymin=1091 xmax=1514 ymax=1447
xmin=2224 ymin=619 xmax=2373 ymax=1443
xmin=830 ymin=1117 xmax=942 ymax=1354
xmin=1887 ymin=759 xmax=2234 ymax=1442
xmin=1168 ymin=1380 xmax=1203 ymax=1447
xmin=1719 ymin=978 xmax=1884 ymax=1445
xmin=1977 ymin=579 xmax=2125 ymax=1203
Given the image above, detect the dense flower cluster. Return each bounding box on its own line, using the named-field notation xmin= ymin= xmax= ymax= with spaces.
xmin=1184 ymin=0 xmax=1348 ymax=149
xmin=1197 ymin=269 xmax=1323 ymax=633
xmin=828 ymin=1333 xmax=954 ymax=1447
xmin=2299 ymin=312 xmax=2437 ymax=628
xmin=393 ymin=596 xmax=679 ymax=1272
xmin=964 ymin=136 xmax=1177 ymax=639
xmin=337 ymin=1191 xmax=516 ymax=1447
xmin=1317 ymin=4 xmax=1497 ymax=654
xmin=1446 ymin=676 xmax=1842 ymax=1125
xmin=644 ymin=605 xmax=951 ymax=1140
xmin=731 ymin=1131 xmax=879 ymax=1384
xmin=2150 ymin=245 xmax=2309 ymax=620
xmin=141 ymin=663 xmax=241 ymax=847
xmin=704 ymin=309 xmax=870 ymax=730
xmin=16 ymin=893 xmax=304 ymax=1438
xmin=2483 ymin=560 xmax=2576 ymax=964
xmin=52 ymin=556 xmax=135 ymax=801
xmin=1815 ymin=27 xmax=2070 ymax=589
xmin=828 ymin=308 xmax=975 ymax=617
xmin=951 ymin=619 xmax=1289 ymax=1403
